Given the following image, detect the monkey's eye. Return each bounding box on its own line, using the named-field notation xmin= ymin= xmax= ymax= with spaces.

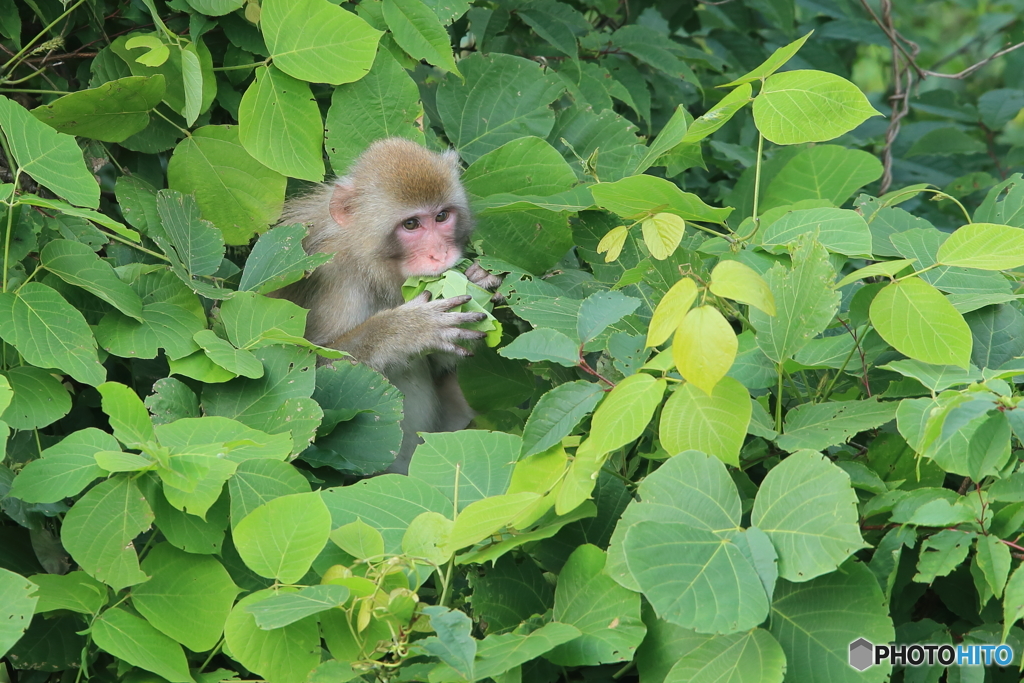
xmin=402 ymin=218 xmax=420 ymax=231
xmin=435 ymin=210 xmax=450 ymax=222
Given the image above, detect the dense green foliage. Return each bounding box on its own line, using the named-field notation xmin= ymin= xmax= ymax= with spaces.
xmin=3 ymin=1 xmax=1024 ymax=682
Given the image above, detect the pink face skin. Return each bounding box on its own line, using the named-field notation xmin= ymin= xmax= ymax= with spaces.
xmin=396 ymin=208 xmax=462 ymax=278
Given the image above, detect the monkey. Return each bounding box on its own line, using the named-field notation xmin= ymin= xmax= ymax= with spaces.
xmin=274 ymin=138 xmax=501 ymax=474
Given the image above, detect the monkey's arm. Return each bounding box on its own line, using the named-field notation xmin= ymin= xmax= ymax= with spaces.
xmin=329 ymin=293 xmax=486 ymax=373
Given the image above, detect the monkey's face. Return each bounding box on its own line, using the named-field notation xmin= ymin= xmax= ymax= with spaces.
xmin=394 ymin=207 xmax=464 ymax=277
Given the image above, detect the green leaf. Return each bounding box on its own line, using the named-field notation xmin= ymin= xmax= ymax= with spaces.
xmin=769 ymin=560 xmax=894 ymax=683
xmin=0 ymin=568 xmax=37 ymax=658
xmin=262 ymin=0 xmax=381 ymax=84
xmin=418 ymin=606 xmax=477 ymax=679
xmin=777 ymin=399 xmax=899 ymax=453
xmin=124 ymin=34 xmax=170 ymax=66
xmin=180 ymin=43 xmax=203 ymax=126
xmin=641 ymin=213 xmax=687 ymax=260
xmin=224 ymin=590 xmax=320 ymax=683
xmin=611 ymin=25 xmax=699 ymax=86
xmin=133 ymin=543 xmax=240 ymax=651
xmin=753 ymin=70 xmax=881 ymax=145
xmin=449 ymin=492 xmax=542 ymax=550
xmin=663 ymin=628 xmax=786 ymax=683
xmin=472 ymin=622 xmax=582 ymax=680
xmin=324 ymin=50 xmax=424 ymax=173
xmin=409 ymin=431 xmax=521 ymax=510
xmin=9 ymin=428 xmax=112 ymax=503
xmin=228 ymin=458 xmax=310 ymax=528
xmin=155 ymin=188 xmax=226 ymax=278
xmin=835 ymin=259 xmax=915 ymax=289
xmin=111 ymin=32 xmax=216 ymax=118
xmin=660 ymin=378 xmax=751 ymax=467
xmin=185 ymin=0 xmax=244 ymax=16
xmin=91 ymin=608 xmax=192 ymax=683
xmin=382 ymin=0 xmax=459 ymax=75
xmin=239 ymin=224 xmax=333 ymax=294
xmin=19 ymin=193 xmax=136 ymax=239
xmin=624 ymin=520 xmax=769 ymax=634
xmin=647 ymin=277 xmax=699 ymax=347
xmin=517 ymin=0 xmax=589 ymax=59
xmin=233 ymin=492 xmax=331 ymax=583
xmin=0 ymin=283 xmax=106 ymax=386
xmin=673 ymin=305 xmax=737 ymax=396
xmin=912 ymin=529 xmax=973 ymax=584
xmin=722 ymin=31 xmax=812 ymax=86
xmin=41 ymin=239 xmax=144 ymax=321
xmin=870 ymin=277 xmax=972 ymax=368
xmin=436 ymin=53 xmax=563 ymax=163
xmin=761 ymin=146 xmax=883 ymax=212
xmin=238 ymin=65 xmax=325 ymax=181
xmin=167 ymin=125 xmax=287 ymax=245
xmin=577 ymin=291 xmax=640 ymax=344
xmin=1003 ymin=564 xmax=1024 ymax=643
xmin=589 ymin=373 xmax=666 ymax=454
xmin=936 ymin=222 xmax=1024 ymax=270
xmin=546 ymin=545 xmax=645 ymax=666
xmin=0 ymin=97 xmax=99 ymax=207
xmin=498 ymin=328 xmax=579 ymax=366
xmin=330 ymin=518 xmax=386 ymax=560
xmin=97 ymin=381 xmax=157 ymax=448
xmin=30 ymin=75 xmax=165 ymax=142
xmin=750 ymin=235 xmax=839 ymax=363
xmin=193 ymin=330 xmax=264 ymax=379
xmin=761 ymin=208 xmax=872 ymax=257
xmin=0 ymin=366 xmax=71 ymax=430
xmin=680 ymin=82 xmax=753 ymax=144
xmin=751 ymin=451 xmax=866 ymax=581
xmin=27 ymin=571 xmax=107 ymax=615
xmin=244 ymin=585 xmax=350 ymax=629
xmin=521 ymin=381 xmax=604 ymax=457
xmin=146 ymin=377 xmax=200 ymax=425
xmin=61 ymin=476 xmax=153 ymax=590
xmin=709 ymin=259 xmax=776 ymax=316
xmin=592 ymin=175 xmax=732 ymax=224
xmin=976 ymin=533 xmax=1012 ymax=598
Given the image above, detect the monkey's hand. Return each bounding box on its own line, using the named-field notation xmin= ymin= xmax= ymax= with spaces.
xmin=332 ymin=293 xmax=487 ymax=372
xmin=466 ymin=262 xmax=505 ymax=303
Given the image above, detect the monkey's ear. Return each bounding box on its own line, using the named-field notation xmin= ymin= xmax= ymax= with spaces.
xmin=441 ymin=149 xmax=464 ymax=175
xmin=329 ymin=181 xmax=357 ymax=226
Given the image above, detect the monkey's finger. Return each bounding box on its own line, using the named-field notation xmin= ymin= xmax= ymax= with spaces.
xmin=434 ymin=294 xmax=474 ymax=311
xmin=436 ymin=341 xmax=475 ymax=357
xmin=412 ymin=291 xmax=433 ymax=303
xmin=444 ymin=311 xmax=488 ymax=325
xmin=467 ymin=263 xmax=503 ymax=290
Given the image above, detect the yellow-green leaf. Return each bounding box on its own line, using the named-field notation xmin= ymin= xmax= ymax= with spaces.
xmin=709 ymin=259 xmax=776 ymax=316
xmin=673 ymin=306 xmax=738 ymax=395
xmin=835 ymin=259 xmax=915 ymax=288
xmin=588 ymin=373 xmax=667 ymax=454
xmin=869 ymin=277 xmax=972 ymax=369
xmin=641 ymin=212 xmax=686 ymax=260
xmin=936 ymin=223 xmax=1024 ymax=270
xmin=597 ymin=225 xmax=629 ymax=262
xmin=647 ymin=277 xmax=698 ymax=347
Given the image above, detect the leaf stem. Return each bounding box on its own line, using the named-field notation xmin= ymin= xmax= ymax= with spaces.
xmin=775 ymin=363 xmax=784 ymax=432
xmin=736 ymin=132 xmax=765 ymax=242
xmin=2 ymin=172 xmax=21 ymax=293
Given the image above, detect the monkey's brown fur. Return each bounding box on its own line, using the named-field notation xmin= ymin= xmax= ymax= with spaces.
xmin=275 ymin=138 xmax=490 ymax=473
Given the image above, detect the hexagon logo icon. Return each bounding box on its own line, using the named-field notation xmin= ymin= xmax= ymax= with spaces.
xmin=849 ymin=638 xmax=874 ymax=671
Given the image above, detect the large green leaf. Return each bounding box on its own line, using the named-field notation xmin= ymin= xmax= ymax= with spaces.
xmin=262 ymin=0 xmax=381 ymax=85
xmin=324 ymin=49 xmax=424 ymax=173
xmin=520 ymin=381 xmax=604 ymax=457
xmin=769 ymin=560 xmax=894 ymax=683
xmin=0 ymin=568 xmax=37 ymax=659
xmin=751 ymin=451 xmax=866 ymax=581
xmin=0 ymin=283 xmax=106 ymax=386
xmin=760 ymin=145 xmax=883 ymax=212
xmin=233 ymin=491 xmax=331 ymax=584
xmin=936 ymin=222 xmax=1024 ymax=270
xmin=546 ymin=545 xmax=645 ymax=666
xmin=663 ymin=628 xmax=786 ymax=683
xmin=591 ymin=175 xmax=732 ymax=224
xmin=0 ymin=366 xmax=71 ymax=430
xmin=0 ymin=97 xmax=99 ymax=207
xmin=60 ymin=476 xmax=153 ymax=590
xmin=624 ymin=520 xmax=769 ymax=634
xmin=155 ymin=189 xmax=225 ymax=278
xmin=30 ymin=75 xmax=165 ymax=142
xmin=409 ymin=431 xmax=521 ymax=510
xmin=436 ymin=53 xmax=563 ymax=163
xmin=760 ymin=208 xmax=872 ymax=257
xmin=238 ymin=65 xmax=325 ymax=181
xmin=382 ymin=0 xmax=459 ymax=75
xmin=224 ymin=590 xmax=320 ymax=683
xmin=91 ymin=609 xmax=191 ymax=683
xmin=167 ymin=125 xmax=287 ymax=245
xmin=659 ymin=378 xmax=751 ymax=467
xmin=588 ymin=373 xmax=666 ymax=455
xmin=133 ymin=544 xmax=240 ymax=651
xmin=777 ymin=399 xmax=899 ymax=453
xmin=8 ymin=428 xmax=112 ymax=503
xmin=109 ymin=33 xmax=216 ymax=118
xmin=40 ymin=239 xmax=144 ymax=321
xmin=753 ymin=70 xmax=881 ymax=145
xmin=869 ymin=277 xmax=972 ymax=368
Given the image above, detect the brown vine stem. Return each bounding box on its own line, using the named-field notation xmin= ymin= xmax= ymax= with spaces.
xmin=859 ymin=0 xmax=1024 ymax=193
